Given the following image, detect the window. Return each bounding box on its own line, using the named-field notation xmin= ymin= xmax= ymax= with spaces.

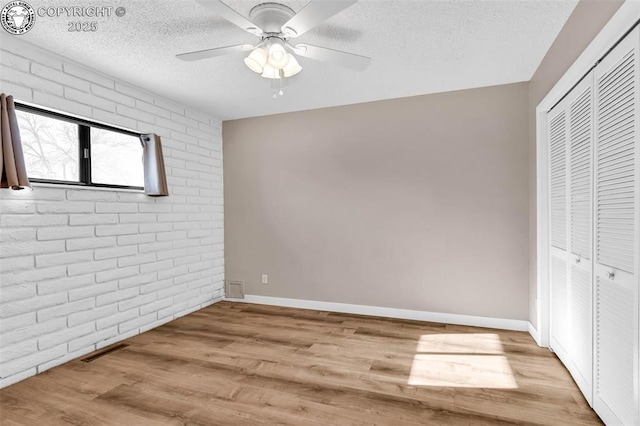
xmin=16 ymin=103 xmax=144 ymax=189
xmin=90 ymin=128 xmax=144 ymax=187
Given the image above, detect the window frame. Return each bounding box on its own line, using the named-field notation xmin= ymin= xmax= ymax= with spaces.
xmin=15 ymin=102 xmax=145 ymax=191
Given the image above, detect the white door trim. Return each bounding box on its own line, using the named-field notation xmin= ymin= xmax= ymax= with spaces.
xmin=535 ymin=1 xmax=640 ymax=348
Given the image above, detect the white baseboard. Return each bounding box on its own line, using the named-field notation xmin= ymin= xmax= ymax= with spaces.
xmin=225 ymin=295 xmax=529 ymax=332
xmin=527 ymin=321 xmax=543 ymax=347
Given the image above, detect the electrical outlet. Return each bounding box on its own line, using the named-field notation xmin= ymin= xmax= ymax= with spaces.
xmin=261 ymin=274 xmax=268 ymax=284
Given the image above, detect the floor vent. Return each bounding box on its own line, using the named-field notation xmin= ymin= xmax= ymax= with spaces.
xmin=81 ymin=344 xmax=129 ymax=362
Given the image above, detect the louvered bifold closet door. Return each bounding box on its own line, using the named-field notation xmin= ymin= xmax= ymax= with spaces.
xmin=548 ymin=96 xmax=572 ymax=365
xmin=568 ymin=74 xmax=594 ymax=401
xmin=593 ymin=26 xmax=640 ymax=426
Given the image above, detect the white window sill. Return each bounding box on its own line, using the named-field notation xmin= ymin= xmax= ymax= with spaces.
xmin=31 ymin=181 xmax=144 ymax=193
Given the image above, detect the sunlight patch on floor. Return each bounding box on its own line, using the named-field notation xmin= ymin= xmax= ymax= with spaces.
xmin=415 ymin=333 xmax=505 ymax=354
xmin=408 ymin=333 xmax=518 ymax=388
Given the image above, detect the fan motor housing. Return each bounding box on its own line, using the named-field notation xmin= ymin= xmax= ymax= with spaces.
xmin=249 ymin=3 xmax=295 ymax=34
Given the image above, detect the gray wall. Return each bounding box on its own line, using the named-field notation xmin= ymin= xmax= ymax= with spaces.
xmin=224 ymin=82 xmax=529 ymax=320
xmin=527 ymin=0 xmax=624 ymax=327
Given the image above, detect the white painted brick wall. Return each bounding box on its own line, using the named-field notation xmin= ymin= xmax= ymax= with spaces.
xmin=0 ymin=35 xmax=224 ymax=388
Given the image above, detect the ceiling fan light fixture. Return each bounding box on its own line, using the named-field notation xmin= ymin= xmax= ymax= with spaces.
xmin=261 ymin=63 xmax=283 ymax=79
xmin=267 ymin=41 xmax=289 ymax=68
xmin=244 ymin=47 xmax=268 ymax=73
xmin=282 ymin=53 xmax=302 ymax=77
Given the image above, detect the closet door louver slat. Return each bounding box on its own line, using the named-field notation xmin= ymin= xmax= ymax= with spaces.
xmin=549 ymin=97 xmax=572 ymax=366
xmin=592 ymin=27 xmax=639 ymax=426
xmin=551 ymin=255 xmax=570 ymax=356
xmin=550 ymin=111 xmax=568 ymax=250
xmin=568 ymin=77 xmax=594 ymax=397
xmin=571 ymin=85 xmax=593 ymax=260
xmin=596 ymin=49 xmax=636 ymax=274
xmin=572 ymin=264 xmax=592 ymax=392
xmin=595 ymin=277 xmax=635 ymax=423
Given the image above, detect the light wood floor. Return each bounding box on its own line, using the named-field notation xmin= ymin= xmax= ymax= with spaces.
xmin=0 ymin=302 xmax=601 ymax=425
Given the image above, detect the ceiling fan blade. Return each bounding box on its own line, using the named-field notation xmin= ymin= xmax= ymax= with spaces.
xmin=176 ymin=44 xmax=253 ymax=62
xmin=194 ymin=0 xmax=262 ymax=35
xmin=293 ymin=43 xmax=370 ymax=71
xmin=281 ymin=0 xmax=357 ymax=38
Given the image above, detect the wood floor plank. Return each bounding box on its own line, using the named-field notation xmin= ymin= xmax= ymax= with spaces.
xmin=0 ymin=301 xmax=602 ymax=425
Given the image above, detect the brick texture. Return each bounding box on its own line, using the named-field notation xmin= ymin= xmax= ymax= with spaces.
xmin=0 ymin=35 xmax=224 ymax=388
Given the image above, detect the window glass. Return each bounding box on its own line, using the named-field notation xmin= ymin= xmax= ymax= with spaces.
xmin=17 ymin=110 xmax=80 ymax=182
xmin=15 ymin=105 xmax=144 ymax=189
xmin=90 ymin=128 xmax=144 ymax=187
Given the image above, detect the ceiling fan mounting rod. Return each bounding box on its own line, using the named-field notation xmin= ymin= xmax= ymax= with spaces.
xmin=261 ymin=34 xmax=287 ymax=42
xmin=249 ymin=2 xmax=295 ymax=35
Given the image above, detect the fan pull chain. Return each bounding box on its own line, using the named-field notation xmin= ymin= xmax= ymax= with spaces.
xmin=271 ymin=74 xmax=285 ymax=99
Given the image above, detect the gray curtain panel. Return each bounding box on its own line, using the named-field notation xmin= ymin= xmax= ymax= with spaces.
xmin=0 ymin=94 xmax=30 ymax=190
xmin=140 ymin=133 xmax=169 ymax=197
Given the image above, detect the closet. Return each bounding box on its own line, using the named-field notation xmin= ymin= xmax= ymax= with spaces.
xmin=546 ymin=25 xmax=639 ymax=425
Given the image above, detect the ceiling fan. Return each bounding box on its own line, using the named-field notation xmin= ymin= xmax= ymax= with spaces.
xmin=176 ymin=0 xmax=371 ymax=80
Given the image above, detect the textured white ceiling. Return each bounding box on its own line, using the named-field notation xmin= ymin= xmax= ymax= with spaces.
xmin=18 ymin=0 xmax=577 ymax=120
